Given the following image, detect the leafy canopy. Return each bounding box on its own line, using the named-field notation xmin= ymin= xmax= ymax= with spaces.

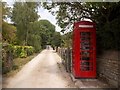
xmin=43 ymin=2 xmax=120 ymax=50
xmin=11 ymin=2 xmax=39 ymax=45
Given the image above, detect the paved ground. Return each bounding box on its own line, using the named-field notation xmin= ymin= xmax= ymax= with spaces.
xmin=2 ymin=49 xmax=113 ymax=89
xmin=3 ymin=49 xmax=76 ymax=88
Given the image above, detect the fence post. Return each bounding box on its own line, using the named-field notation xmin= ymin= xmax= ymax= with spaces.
xmin=70 ymin=48 xmax=72 ymax=73
xmin=59 ymin=47 xmax=72 ymax=73
xmin=66 ymin=47 xmax=72 ymax=73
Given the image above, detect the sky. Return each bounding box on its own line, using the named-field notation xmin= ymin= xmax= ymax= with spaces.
xmin=4 ymin=0 xmax=62 ymax=33
xmin=37 ymin=7 xmax=62 ymax=33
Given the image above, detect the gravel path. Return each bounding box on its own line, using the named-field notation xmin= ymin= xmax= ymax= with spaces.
xmin=3 ymin=50 xmax=75 ymax=88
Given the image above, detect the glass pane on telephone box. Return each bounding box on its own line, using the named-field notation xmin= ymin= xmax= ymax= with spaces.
xmin=80 ymin=32 xmax=90 ymax=50
xmin=80 ymin=32 xmax=91 ymax=71
xmin=81 ymin=51 xmax=90 ymax=60
xmin=81 ymin=51 xmax=90 ymax=71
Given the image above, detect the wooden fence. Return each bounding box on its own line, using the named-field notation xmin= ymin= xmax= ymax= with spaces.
xmin=58 ymin=47 xmax=72 ymax=73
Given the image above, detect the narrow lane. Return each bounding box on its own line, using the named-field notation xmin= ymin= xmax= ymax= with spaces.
xmin=4 ymin=50 xmax=75 ymax=88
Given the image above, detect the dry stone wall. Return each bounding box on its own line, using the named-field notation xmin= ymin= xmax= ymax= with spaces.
xmin=58 ymin=48 xmax=119 ymax=87
xmin=97 ymin=50 xmax=119 ymax=88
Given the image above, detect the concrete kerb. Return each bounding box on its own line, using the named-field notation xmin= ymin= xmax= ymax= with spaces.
xmin=69 ymin=73 xmax=112 ymax=89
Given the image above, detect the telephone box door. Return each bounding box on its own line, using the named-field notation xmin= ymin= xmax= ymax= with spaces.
xmin=79 ymin=30 xmax=96 ymax=78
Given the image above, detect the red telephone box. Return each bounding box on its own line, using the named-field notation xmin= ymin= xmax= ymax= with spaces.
xmin=72 ymin=21 xmax=96 ymax=78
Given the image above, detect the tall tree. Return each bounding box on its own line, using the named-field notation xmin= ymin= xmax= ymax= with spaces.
xmin=85 ymin=2 xmax=120 ymax=50
xmin=2 ymin=22 xmax=16 ymax=44
xmin=2 ymin=2 xmax=10 ymax=20
xmin=43 ymin=2 xmax=92 ymax=31
xmin=2 ymin=2 xmax=15 ymax=44
xmin=43 ymin=2 xmax=120 ymax=50
xmin=28 ymin=20 xmax=56 ymax=50
xmin=11 ymin=2 xmax=39 ymax=45
xmin=38 ymin=20 xmax=55 ymax=45
xmin=51 ymin=32 xmax=61 ymax=50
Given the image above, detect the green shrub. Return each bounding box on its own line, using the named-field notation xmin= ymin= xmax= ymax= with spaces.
xmin=13 ymin=45 xmax=22 ymax=58
xmin=2 ymin=44 xmax=34 ymax=74
xmin=19 ymin=47 xmax=27 ymax=58
xmin=24 ymin=46 xmax=35 ymax=56
xmin=13 ymin=45 xmax=34 ymax=58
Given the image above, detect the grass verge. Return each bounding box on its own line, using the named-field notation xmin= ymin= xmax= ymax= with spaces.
xmin=3 ymin=53 xmax=38 ymax=77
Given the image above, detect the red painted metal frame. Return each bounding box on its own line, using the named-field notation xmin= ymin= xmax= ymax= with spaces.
xmin=72 ymin=21 xmax=96 ymax=78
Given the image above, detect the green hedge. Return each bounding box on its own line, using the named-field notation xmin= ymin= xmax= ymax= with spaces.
xmin=2 ymin=44 xmax=35 ymax=58
xmin=2 ymin=44 xmax=35 ymax=74
xmin=13 ymin=45 xmax=34 ymax=58
xmin=2 ymin=44 xmax=35 ymax=63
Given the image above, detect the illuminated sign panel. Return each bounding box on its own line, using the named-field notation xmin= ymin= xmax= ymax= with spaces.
xmin=79 ymin=25 xmax=94 ymax=28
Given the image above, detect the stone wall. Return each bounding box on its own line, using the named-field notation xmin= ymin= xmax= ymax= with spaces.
xmin=97 ymin=50 xmax=119 ymax=87
xmin=58 ymin=48 xmax=119 ymax=88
